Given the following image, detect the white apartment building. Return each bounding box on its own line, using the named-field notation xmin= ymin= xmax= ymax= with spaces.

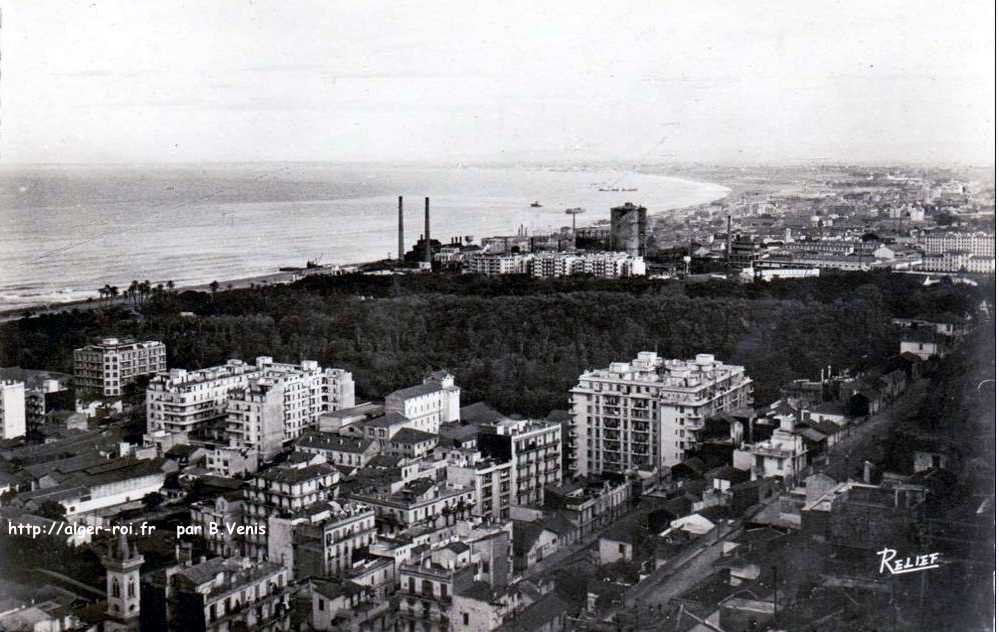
xmin=384 ymin=371 xmax=460 ymax=435
xmin=920 ymin=231 xmax=995 ymax=257
xmin=0 ymin=380 xmax=26 ymax=440
xmin=917 ymin=252 xmax=995 ymax=274
xmin=148 ymin=357 xmax=354 ymax=459
xmin=146 ymin=359 xmax=261 ymax=435
xmin=477 ymin=418 xmax=562 ymax=507
xmin=574 ymin=252 xmax=646 ymax=278
xmin=74 ymin=338 xmax=167 ymax=397
xmin=446 ymin=456 xmax=514 ymax=521
xmin=464 ymin=253 xmax=534 ymax=275
xmin=467 ymin=251 xmax=646 ymax=278
xmin=569 ymin=352 xmax=753 ymax=476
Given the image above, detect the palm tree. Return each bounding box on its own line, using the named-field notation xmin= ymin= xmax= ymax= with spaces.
xmin=140 ymin=280 xmax=152 ymax=303
xmin=109 ymin=286 xmax=119 ymax=302
xmin=209 ymin=280 xmax=220 ymax=295
xmin=98 ymin=286 xmax=108 ymax=302
xmin=166 ymin=280 xmax=175 ymax=293
xmin=128 ymin=280 xmax=139 ymax=305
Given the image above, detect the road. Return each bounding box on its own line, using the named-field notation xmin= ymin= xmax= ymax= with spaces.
xmin=605 ymin=378 xmax=930 ymax=624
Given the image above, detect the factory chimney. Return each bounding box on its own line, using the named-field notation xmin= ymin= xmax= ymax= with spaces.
xmin=726 ymin=215 xmax=732 ymax=265
xmin=398 ymin=196 xmax=405 ymax=261
xmin=424 ymin=197 xmax=432 ymax=264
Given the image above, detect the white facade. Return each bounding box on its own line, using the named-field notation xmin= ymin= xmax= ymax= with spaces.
xmin=148 ymin=357 xmax=355 ymax=458
xmin=485 ymin=418 xmax=562 ymax=507
xmin=384 ymin=372 xmax=460 ymax=435
xmin=74 ymin=338 xmax=167 ymax=397
xmin=0 ymin=380 xmax=26 ymax=439
xmin=900 ymin=339 xmax=940 ymax=360
xmin=466 ymin=251 xmax=646 ymax=278
xmin=146 ymin=359 xmax=260 ymax=435
xmin=919 ymin=231 xmax=995 ymax=257
xmin=917 ymin=252 xmax=995 ymax=274
xmin=570 ymin=352 xmax=753 ymax=476
xmin=733 ymin=421 xmax=808 ymax=486
xmin=464 ymin=253 xmax=533 ymax=275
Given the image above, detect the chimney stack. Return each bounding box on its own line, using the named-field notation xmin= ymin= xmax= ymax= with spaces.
xmin=424 ymin=197 xmax=432 ymax=264
xmin=726 ymin=215 xmax=732 ymax=265
xmin=398 ymin=196 xmax=405 ymax=261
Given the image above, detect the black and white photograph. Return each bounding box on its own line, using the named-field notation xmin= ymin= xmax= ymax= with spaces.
xmin=0 ymin=2 xmax=994 ymax=631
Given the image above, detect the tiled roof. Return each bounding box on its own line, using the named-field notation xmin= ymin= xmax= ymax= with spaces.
xmin=256 ymin=463 xmax=337 ymax=484
xmin=296 ymin=432 xmax=374 ymax=453
xmin=387 ymin=383 xmax=441 ymax=400
xmin=390 ymin=429 xmax=438 ymax=445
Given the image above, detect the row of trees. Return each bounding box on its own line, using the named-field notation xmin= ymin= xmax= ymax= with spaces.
xmin=96 ymin=279 xmax=178 ymax=305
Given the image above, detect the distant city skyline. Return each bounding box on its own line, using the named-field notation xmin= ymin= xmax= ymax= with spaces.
xmin=1 ymin=0 xmax=994 ymax=165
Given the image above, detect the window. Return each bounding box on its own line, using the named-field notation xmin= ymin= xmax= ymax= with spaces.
xmin=619 ymin=544 xmax=626 ymax=554
xmin=463 ymin=613 xmax=470 ymax=625
xmin=318 ymin=598 xmax=325 ymax=611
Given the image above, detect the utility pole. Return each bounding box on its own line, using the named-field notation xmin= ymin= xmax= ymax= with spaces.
xmin=772 ymin=565 xmax=779 ymax=627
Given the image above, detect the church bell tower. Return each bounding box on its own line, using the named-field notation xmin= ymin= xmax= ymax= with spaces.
xmin=101 ymin=531 xmax=144 ymax=623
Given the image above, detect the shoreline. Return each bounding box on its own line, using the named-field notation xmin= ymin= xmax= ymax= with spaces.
xmin=1 ymin=168 xmax=733 ymax=319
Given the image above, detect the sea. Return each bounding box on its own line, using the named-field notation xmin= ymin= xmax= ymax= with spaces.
xmin=0 ymin=163 xmax=728 ymax=311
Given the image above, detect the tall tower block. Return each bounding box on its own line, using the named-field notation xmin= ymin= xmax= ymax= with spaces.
xmin=609 ymin=202 xmax=647 ymax=256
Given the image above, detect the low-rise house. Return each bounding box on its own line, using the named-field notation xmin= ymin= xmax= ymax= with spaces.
xmin=141 ymin=556 xmax=292 ymax=632
xmin=346 ymin=553 xmax=397 ymax=600
xmin=295 ymin=431 xmax=380 ymax=468
xmin=190 ymin=492 xmax=244 ymax=557
xmin=348 ymin=480 xmax=476 ymax=534
xmin=205 ymin=445 xmax=259 ymax=477
xmin=512 ymin=520 xmax=561 ymax=572
xmin=542 ymin=476 xmax=631 ymax=540
xmin=802 ymin=402 xmax=850 ymax=426
xmin=310 ymin=578 xmax=392 ymax=632
xmin=899 ymin=327 xmax=943 ymax=360
xmin=16 ymin=457 xmax=170 ymax=517
xmin=269 ymin=499 xmax=376 ymax=578
xmin=398 ymin=544 xmax=478 ymax=632
xmin=733 ymin=418 xmax=808 ymax=486
xmin=384 ymin=428 xmax=439 ymax=459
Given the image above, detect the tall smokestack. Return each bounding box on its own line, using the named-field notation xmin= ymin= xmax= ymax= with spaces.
xmin=398 ymin=196 xmax=404 ymax=261
xmin=424 ymin=197 xmax=432 ymax=264
xmin=726 ymin=215 xmax=732 ymax=265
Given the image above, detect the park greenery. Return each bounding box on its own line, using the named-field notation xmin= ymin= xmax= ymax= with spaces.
xmin=0 ymin=271 xmax=989 ymax=416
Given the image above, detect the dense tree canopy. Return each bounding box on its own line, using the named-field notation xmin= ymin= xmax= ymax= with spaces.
xmin=0 ymin=271 xmax=988 ymax=417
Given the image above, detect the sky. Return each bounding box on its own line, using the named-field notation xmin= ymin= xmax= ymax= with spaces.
xmin=1 ymin=0 xmax=994 ymax=165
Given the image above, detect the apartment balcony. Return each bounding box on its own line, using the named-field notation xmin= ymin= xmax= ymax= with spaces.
xmin=603 ymin=430 xmax=620 ymax=441
xmin=603 ymin=407 xmax=621 ymax=416
xmin=604 ymin=441 xmax=620 ymax=452
xmin=603 ymin=419 xmax=620 ymax=429
xmin=630 ymin=411 xmax=651 ymax=420
xmin=685 ymin=417 xmax=705 ymax=431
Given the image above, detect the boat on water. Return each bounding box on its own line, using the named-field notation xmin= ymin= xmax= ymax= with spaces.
xmin=597 ymin=187 xmax=638 ymax=192
xmin=530 ymin=201 xmax=542 ymax=208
